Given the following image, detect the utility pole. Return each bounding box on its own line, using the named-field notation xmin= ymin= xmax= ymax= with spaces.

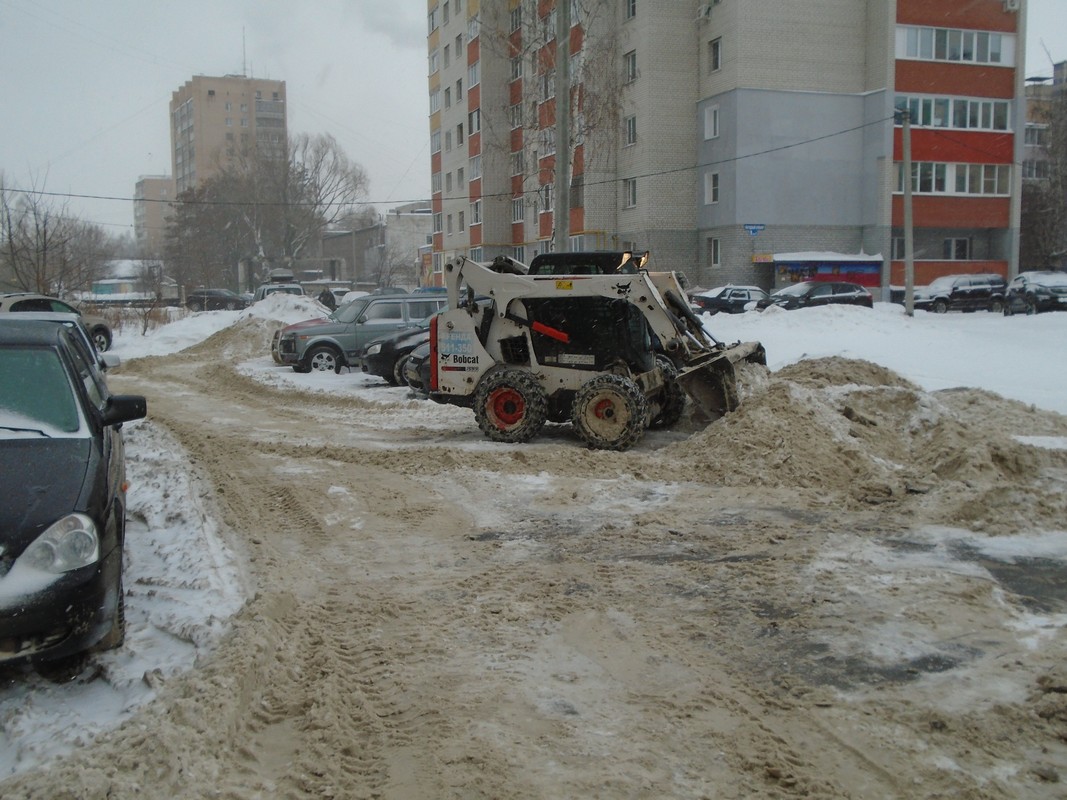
xmin=901 ymin=108 xmax=915 ymax=317
xmin=552 ymin=0 xmax=572 ymax=253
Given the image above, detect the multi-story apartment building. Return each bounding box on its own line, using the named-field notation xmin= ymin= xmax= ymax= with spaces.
xmin=426 ymin=0 xmax=1026 ymax=293
xmin=132 ymin=175 xmax=173 ymax=259
xmin=170 ymin=74 xmax=287 ymax=195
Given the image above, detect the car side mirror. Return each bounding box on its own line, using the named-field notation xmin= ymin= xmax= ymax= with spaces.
xmin=357 ymin=314 xmax=368 ymax=324
xmin=102 ymin=394 xmax=147 ymax=426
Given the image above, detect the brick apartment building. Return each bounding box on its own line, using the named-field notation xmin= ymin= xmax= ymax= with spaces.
xmin=426 ymin=0 xmax=1027 ymax=293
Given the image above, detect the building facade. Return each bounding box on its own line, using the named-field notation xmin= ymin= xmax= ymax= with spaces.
xmin=426 ymin=0 xmax=1026 ymax=293
xmin=170 ymin=74 xmax=287 ymax=195
xmin=132 ymin=175 xmax=173 ymax=259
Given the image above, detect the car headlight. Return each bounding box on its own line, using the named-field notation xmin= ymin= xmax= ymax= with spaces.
xmin=20 ymin=513 xmax=100 ymax=573
xmin=365 ymin=343 xmax=382 ymax=356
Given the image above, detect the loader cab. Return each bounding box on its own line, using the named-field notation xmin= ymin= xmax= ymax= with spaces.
xmin=527 ymin=250 xmax=649 ymax=277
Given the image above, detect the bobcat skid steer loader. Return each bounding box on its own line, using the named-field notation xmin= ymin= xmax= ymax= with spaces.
xmin=427 ymin=252 xmax=765 ymax=451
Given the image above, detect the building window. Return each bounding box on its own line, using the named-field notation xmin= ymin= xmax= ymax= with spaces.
xmin=456 ymin=34 xmax=463 ymax=53
xmin=895 ymin=162 xmax=1009 ymax=196
xmin=510 ymin=6 xmax=522 ymax=32
xmin=624 ymin=115 xmax=637 ymax=146
xmin=704 ymin=105 xmax=719 ymax=139
xmin=623 ymin=178 xmax=637 ymax=208
xmin=445 ymin=172 xmax=453 ymax=193
xmin=624 ymin=50 xmax=637 ymax=83
xmin=1026 ymin=125 xmax=1049 ymax=146
xmin=443 ymin=0 xmax=449 ymax=24
xmin=457 ymin=123 xmax=464 ymax=145
xmin=433 ymin=212 xmax=443 ymax=233
xmin=456 ymin=79 xmax=463 ymax=99
xmin=540 ymin=127 xmax=556 ymax=156
xmin=510 ymin=103 xmax=522 ymax=128
xmin=445 ymin=130 xmax=452 ymax=151
xmin=511 ymin=151 xmax=524 ymax=175
xmin=431 ymin=130 xmax=442 ymax=153
xmin=511 ymin=56 xmax=523 ymax=80
xmin=225 ymin=118 xmax=233 ymax=127
xmin=468 ymin=108 xmax=481 ymax=134
xmin=468 ymin=15 xmax=479 ymax=41
xmin=444 ymin=87 xmax=451 ymax=108
xmin=446 ymin=214 xmax=453 ymax=235
xmin=429 ymin=4 xmax=439 ymax=32
xmin=512 ymin=246 xmax=525 ymax=262
xmin=430 ymin=90 xmax=441 ymax=113
xmin=1023 ymin=159 xmax=1050 ymax=180
xmin=708 ymin=38 xmax=722 ymax=73
xmin=457 ymin=167 xmax=465 ymax=185
xmin=900 ymin=26 xmax=1007 ymax=66
xmin=891 ymin=236 xmax=906 ymax=259
xmin=432 ymin=172 xmax=442 ymax=193
xmin=512 ymin=197 xmax=524 ymax=222
xmin=225 ymin=102 xmax=232 ymax=111
xmin=458 ymin=211 xmax=465 ymax=232
xmin=444 ymin=44 xmax=450 ymax=67
xmin=469 ymin=60 xmax=480 ymax=87
xmin=625 ymin=0 xmax=636 ymax=20
xmin=471 ymin=199 xmax=482 ymax=224
xmin=894 ymin=95 xmax=1009 ymax=131
xmin=705 ymin=172 xmax=720 ymax=204
xmin=541 ymin=183 xmax=554 ymax=212
xmin=708 ymin=237 xmax=721 ymax=268
xmin=469 ymin=154 xmax=481 ymax=179
xmin=540 ymin=69 xmax=555 ymax=101
xmin=429 ymin=50 xmax=440 ymax=74
xmin=943 ymin=238 xmax=971 ymax=260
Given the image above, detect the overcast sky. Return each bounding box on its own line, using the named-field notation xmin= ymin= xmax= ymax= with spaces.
xmin=0 ymin=0 xmax=1064 ymax=236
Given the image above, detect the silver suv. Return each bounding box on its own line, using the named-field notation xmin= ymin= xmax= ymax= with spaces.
xmin=0 ymin=292 xmax=113 ymax=351
xmin=276 ymin=294 xmax=447 ymax=372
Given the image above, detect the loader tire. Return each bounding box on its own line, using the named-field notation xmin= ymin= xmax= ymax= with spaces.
xmin=474 ymin=368 xmax=548 ymax=443
xmin=650 ymin=356 xmax=686 ymax=430
xmin=572 ymin=374 xmax=648 ymax=451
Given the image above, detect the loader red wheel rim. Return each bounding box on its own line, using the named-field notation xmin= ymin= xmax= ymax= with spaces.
xmin=593 ymin=398 xmax=617 ymax=420
xmin=487 ymin=387 xmax=525 ymax=428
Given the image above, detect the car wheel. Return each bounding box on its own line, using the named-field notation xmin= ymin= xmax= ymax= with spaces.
xmin=94 ymin=577 xmax=126 ymax=651
xmin=188 ymin=301 xmax=204 ymax=312
xmin=306 ymin=345 xmax=341 ymax=372
xmin=473 ymin=368 xmax=549 ymax=443
xmin=1026 ymin=297 xmax=1038 ymax=315
xmin=571 ymin=374 xmax=648 ymax=451
xmin=227 ymin=301 xmax=239 ymax=310
xmin=931 ymin=299 xmax=949 ymax=314
xmin=989 ymin=298 xmax=1003 ymax=313
xmin=392 ymin=354 xmax=410 ymax=386
xmin=1003 ymin=302 xmax=1014 ymax=317
xmin=92 ymin=327 xmax=112 ymax=352
xmin=34 ymin=652 xmax=90 ymax=683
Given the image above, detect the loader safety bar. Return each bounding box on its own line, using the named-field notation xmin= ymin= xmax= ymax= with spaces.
xmin=504 ymin=312 xmax=571 ymax=344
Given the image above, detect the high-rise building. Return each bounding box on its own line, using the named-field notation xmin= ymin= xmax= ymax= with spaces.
xmin=133 ymin=175 xmax=173 ymax=259
xmin=426 ymin=0 xmax=1026 ymax=292
xmin=170 ymin=74 xmax=287 ymax=195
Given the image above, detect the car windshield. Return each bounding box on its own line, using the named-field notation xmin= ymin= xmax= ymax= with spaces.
xmin=772 ymin=283 xmax=813 ymax=298
xmin=1033 ymin=272 xmax=1067 ymax=287
xmin=0 ymin=346 xmax=83 ymax=437
xmin=926 ymin=276 xmax=958 ymax=290
xmin=695 ymin=287 xmax=727 ymax=299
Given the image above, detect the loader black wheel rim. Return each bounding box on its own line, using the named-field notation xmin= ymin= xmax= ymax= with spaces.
xmin=473 ymin=369 xmax=549 ymax=443
xmin=572 ymin=374 xmax=648 ymax=451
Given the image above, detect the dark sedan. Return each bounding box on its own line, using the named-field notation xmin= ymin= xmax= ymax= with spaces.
xmin=1003 ymin=271 xmax=1067 ymax=315
xmin=362 ymin=325 xmax=430 ymax=385
xmin=186 ymin=288 xmax=249 ymax=311
xmin=0 ymin=320 xmax=146 ymax=675
xmin=690 ymin=285 xmax=769 ymax=314
xmin=760 ymin=281 xmax=873 ymax=310
xmin=402 ymin=340 xmax=432 ymax=395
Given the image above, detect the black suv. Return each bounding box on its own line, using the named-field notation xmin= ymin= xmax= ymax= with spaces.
xmin=1003 ymin=271 xmax=1067 ymax=315
xmin=913 ymin=273 xmax=1006 ymax=313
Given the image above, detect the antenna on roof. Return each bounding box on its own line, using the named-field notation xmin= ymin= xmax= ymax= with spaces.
xmin=242 ymin=27 xmax=247 ymax=77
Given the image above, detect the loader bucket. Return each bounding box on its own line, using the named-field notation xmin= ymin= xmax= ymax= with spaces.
xmin=676 ymin=341 xmax=766 ymax=422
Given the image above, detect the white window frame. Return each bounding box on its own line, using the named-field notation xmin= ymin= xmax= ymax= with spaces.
xmin=704 ymin=105 xmax=719 ymax=139
xmin=512 ymin=197 xmax=525 ymax=222
xmin=623 ymin=177 xmax=637 ymax=208
xmin=708 ymin=38 xmax=722 ymax=73
xmin=704 ymin=172 xmax=720 ymax=204
xmin=624 ymin=115 xmax=637 ymax=146
xmin=624 ymin=50 xmax=637 ymax=83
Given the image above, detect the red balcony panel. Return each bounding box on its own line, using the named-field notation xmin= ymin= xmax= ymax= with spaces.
xmin=468 ymin=83 xmax=480 ymax=110
xmin=511 ymin=175 xmax=524 ymax=194
xmin=891 ymin=195 xmax=1010 ymax=228
xmin=893 ymin=129 xmax=1013 ymax=163
xmin=509 ymin=79 xmax=523 ymax=105
xmin=469 ymin=131 xmax=481 ymax=157
xmin=539 ymin=99 xmax=556 ymax=128
xmin=539 ymin=212 xmax=553 ymax=238
xmin=512 ymin=222 xmax=525 ymax=241
xmin=469 ymin=178 xmax=481 ymax=202
xmin=510 ymin=127 xmax=523 ymax=152
xmin=890 ymin=260 xmax=1008 ymax=285
xmin=897 ymin=0 xmax=1018 ymax=34
xmin=896 ymin=61 xmax=1015 ymax=99
xmin=470 ymin=225 xmax=482 ymax=247
xmin=569 ymin=207 xmax=584 ymax=232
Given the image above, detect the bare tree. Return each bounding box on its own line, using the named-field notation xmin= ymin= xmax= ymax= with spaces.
xmin=0 ymin=173 xmax=112 ymax=294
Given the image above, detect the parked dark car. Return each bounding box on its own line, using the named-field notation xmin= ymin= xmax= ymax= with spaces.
xmin=912 ymin=273 xmax=1006 ymax=313
xmin=1003 ymin=271 xmax=1067 ymax=316
xmin=760 ymin=281 xmax=873 ymax=310
xmin=362 ymin=325 xmax=431 ymax=385
xmin=185 ymin=288 xmax=249 ymax=312
xmin=0 ymin=292 xmax=113 ymax=351
xmin=402 ymin=340 xmax=432 ymax=395
xmin=690 ymin=285 xmax=769 ymax=315
xmin=0 ymin=319 xmax=147 ymax=674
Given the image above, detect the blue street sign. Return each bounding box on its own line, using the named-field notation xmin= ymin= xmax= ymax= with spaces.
xmin=743 ymin=223 xmax=765 ymax=236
